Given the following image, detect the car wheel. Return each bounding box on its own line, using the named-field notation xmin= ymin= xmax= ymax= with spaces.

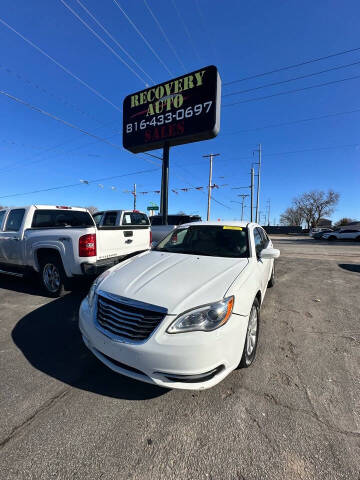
xmin=39 ymin=256 xmax=67 ymax=297
xmin=239 ymin=298 xmax=260 ymax=368
xmin=356 ymin=236 xmax=360 ymax=242
xmin=267 ymin=263 xmax=275 ymax=288
xmin=328 ymin=236 xmax=336 ymax=241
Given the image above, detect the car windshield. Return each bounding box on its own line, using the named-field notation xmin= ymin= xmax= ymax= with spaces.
xmin=155 ymin=225 xmax=249 ymax=258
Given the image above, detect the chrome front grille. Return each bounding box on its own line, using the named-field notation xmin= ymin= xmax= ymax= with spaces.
xmin=96 ymin=293 xmax=167 ymax=342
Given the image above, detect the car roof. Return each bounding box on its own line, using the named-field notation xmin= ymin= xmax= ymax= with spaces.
xmin=179 ymin=220 xmax=258 ymax=228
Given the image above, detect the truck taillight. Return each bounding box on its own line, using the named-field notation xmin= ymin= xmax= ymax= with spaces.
xmin=79 ymin=234 xmax=97 ymax=257
xmin=150 ymin=230 xmax=152 ymax=246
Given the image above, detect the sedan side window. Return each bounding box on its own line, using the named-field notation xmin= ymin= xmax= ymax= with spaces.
xmin=253 ymin=228 xmax=263 ymax=256
xmin=0 ymin=210 xmax=6 ymax=229
xmin=259 ymin=228 xmax=269 ymax=247
xmin=5 ymin=209 xmax=25 ymax=232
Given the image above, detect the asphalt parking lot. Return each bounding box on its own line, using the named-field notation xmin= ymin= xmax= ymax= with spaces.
xmin=1 ymin=236 xmax=359 ymax=480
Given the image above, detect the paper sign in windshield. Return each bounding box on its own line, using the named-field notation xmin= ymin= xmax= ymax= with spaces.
xmin=223 ymin=226 xmax=243 ymax=231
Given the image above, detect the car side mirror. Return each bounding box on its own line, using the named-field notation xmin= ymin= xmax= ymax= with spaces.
xmin=259 ymin=247 xmax=280 ymax=260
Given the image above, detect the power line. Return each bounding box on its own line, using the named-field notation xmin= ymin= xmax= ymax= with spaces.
xmin=0 ymin=15 xmax=121 ymax=112
xmin=75 ymin=0 xmax=155 ymax=85
xmin=111 ymin=0 xmax=173 ymax=76
xmin=171 ymin=0 xmax=202 ymax=64
xmin=263 ymin=143 xmax=359 ymax=157
xmin=0 ymin=168 xmax=159 ymax=199
xmin=0 ymin=62 xmax=121 ymax=132
xmin=172 ymin=167 xmax=231 ymax=210
xmin=224 ymin=107 xmax=360 ymax=134
xmin=223 ymin=59 xmax=360 ymax=97
xmin=223 ymin=142 xmax=360 ymax=163
xmin=59 ymin=0 xmax=148 ymax=87
xmin=143 ymin=0 xmax=187 ymax=73
xmin=223 ymin=73 xmax=360 ymax=107
xmin=195 ymin=0 xmax=219 ymax=65
xmin=0 ymin=89 xmax=160 ymax=167
xmin=0 ymin=131 xmax=121 ymax=174
xmin=224 ymin=46 xmax=360 ymax=86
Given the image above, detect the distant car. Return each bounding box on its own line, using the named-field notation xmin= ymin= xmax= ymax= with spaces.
xmin=150 ymin=214 xmax=202 ymax=243
xmin=79 ymin=221 xmax=280 ymax=390
xmin=309 ymin=227 xmax=333 ymax=237
xmin=322 ymin=229 xmax=360 ymax=241
xmin=312 ymin=229 xmax=333 ymax=239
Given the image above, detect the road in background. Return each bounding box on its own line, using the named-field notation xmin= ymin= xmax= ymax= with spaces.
xmin=0 ymin=237 xmax=359 ymax=479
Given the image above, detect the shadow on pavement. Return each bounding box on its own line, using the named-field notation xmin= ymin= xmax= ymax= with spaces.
xmin=338 ymin=263 xmax=360 ymax=273
xmin=0 ymin=273 xmax=93 ymax=297
xmin=11 ymin=292 xmax=167 ymax=401
xmin=0 ymin=274 xmax=43 ymax=296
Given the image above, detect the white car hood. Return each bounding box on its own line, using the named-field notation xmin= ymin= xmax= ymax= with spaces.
xmin=98 ymin=251 xmax=248 ymax=314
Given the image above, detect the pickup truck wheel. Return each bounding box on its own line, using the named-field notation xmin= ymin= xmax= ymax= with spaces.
xmin=267 ymin=263 xmax=275 ymax=288
xmin=239 ymin=298 xmax=260 ymax=369
xmin=40 ymin=257 xmax=67 ymax=297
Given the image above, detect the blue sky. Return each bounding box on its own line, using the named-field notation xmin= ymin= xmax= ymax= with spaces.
xmin=0 ymin=0 xmax=359 ymax=223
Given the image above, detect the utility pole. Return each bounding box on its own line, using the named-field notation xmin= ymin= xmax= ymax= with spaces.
xmin=237 ymin=194 xmax=249 ymax=221
xmin=266 ymin=199 xmax=271 ymax=226
xmin=203 ymin=153 xmax=220 ymax=221
xmin=254 ymin=144 xmax=262 ymax=223
xmin=133 ymin=183 xmax=136 ymax=210
xmin=250 ymin=167 xmax=254 ymax=222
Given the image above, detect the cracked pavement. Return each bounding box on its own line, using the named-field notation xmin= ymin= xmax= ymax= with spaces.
xmin=0 ymin=236 xmax=359 ymax=479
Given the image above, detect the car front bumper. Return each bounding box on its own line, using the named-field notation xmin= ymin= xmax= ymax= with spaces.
xmin=79 ymin=297 xmax=249 ymax=390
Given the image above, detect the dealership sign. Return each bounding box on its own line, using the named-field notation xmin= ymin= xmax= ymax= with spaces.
xmin=123 ymin=65 xmax=221 ymax=153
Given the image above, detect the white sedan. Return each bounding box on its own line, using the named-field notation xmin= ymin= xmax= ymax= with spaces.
xmin=79 ymin=221 xmax=280 ymax=390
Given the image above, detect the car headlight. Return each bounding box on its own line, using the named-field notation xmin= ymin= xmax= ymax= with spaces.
xmin=87 ymin=270 xmax=111 ymax=308
xmin=167 ymin=296 xmax=234 ymax=333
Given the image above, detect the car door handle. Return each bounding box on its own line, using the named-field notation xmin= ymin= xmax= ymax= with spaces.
xmin=125 ymin=239 xmax=133 ymax=244
xmin=12 ymin=237 xmax=20 ymax=241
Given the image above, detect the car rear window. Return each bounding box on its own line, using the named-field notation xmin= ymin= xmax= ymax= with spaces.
xmin=103 ymin=211 xmax=118 ymax=226
xmin=32 ymin=210 xmax=94 ymax=228
xmin=150 ymin=216 xmax=162 ymax=225
xmin=122 ymin=212 xmax=149 ymax=226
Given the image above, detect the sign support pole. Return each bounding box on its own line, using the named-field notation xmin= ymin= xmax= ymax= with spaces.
xmin=161 ymin=142 xmax=170 ymax=225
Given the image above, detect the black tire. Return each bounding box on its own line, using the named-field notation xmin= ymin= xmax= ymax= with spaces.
xmin=267 ymin=262 xmax=275 ymax=288
xmin=328 ymin=236 xmax=336 ymax=241
xmin=239 ymin=298 xmax=260 ymax=368
xmin=39 ymin=255 xmax=68 ymax=297
xmin=355 ymin=236 xmax=360 ymax=242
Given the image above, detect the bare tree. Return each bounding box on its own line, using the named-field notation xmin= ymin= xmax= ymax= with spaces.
xmin=280 ymin=189 xmax=339 ymax=229
xmin=279 ymin=207 xmax=304 ymax=226
xmin=293 ymin=190 xmax=339 ymax=229
xmin=85 ymin=206 xmax=99 ymax=215
xmin=334 ymin=217 xmax=356 ymax=227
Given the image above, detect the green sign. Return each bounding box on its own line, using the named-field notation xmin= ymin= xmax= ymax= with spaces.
xmin=147 ymin=206 xmax=159 ymax=211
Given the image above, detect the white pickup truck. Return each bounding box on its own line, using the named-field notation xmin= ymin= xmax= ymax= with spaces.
xmin=0 ymin=205 xmax=151 ymax=296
